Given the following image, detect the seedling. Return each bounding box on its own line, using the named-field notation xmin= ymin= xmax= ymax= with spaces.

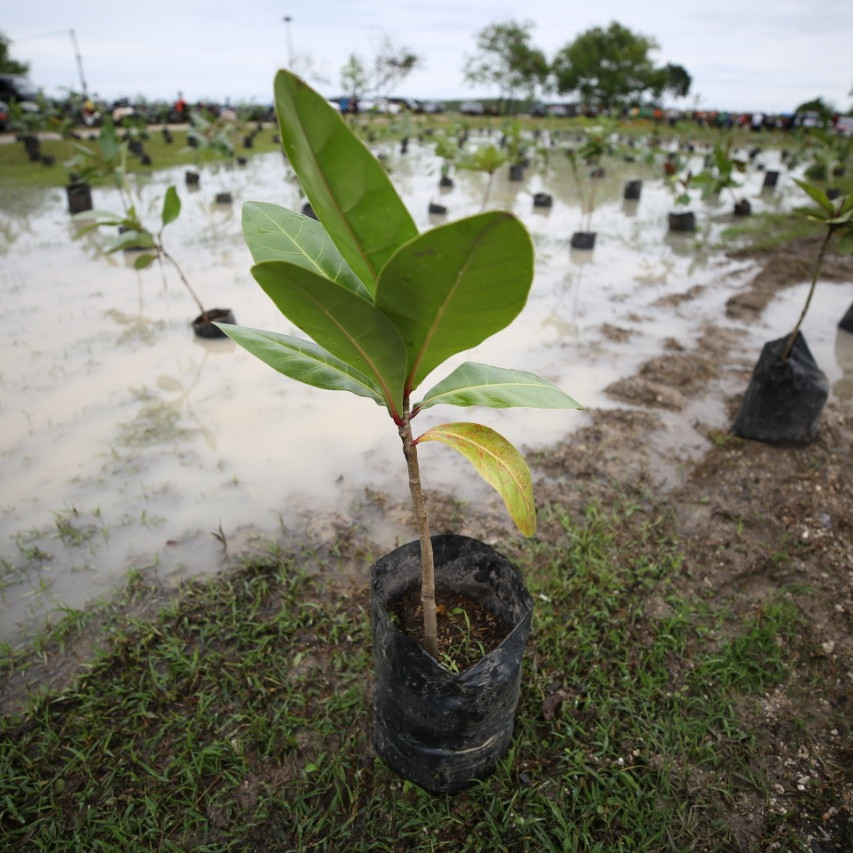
xmin=693 ymin=138 xmax=748 ymax=207
xmin=783 ymin=180 xmax=853 ymax=360
xmin=69 ymin=120 xmax=219 ymax=324
xmin=565 ymin=124 xmax=608 ymax=233
xmin=219 ymin=71 xmax=580 ymax=657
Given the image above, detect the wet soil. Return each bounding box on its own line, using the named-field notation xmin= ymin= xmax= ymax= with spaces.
xmin=532 ymin=236 xmax=853 ymax=847
xmin=351 ymin=235 xmax=853 ymax=845
xmin=3 ymin=235 xmax=852 ymax=845
xmin=387 ymin=587 xmax=512 ymax=671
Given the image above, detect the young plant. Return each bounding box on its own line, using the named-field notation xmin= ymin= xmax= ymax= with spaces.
xmin=218 ymin=71 xmax=580 ymax=658
xmin=693 ymin=138 xmax=748 ymax=206
xmin=183 ymin=109 xmax=238 ymax=166
xmin=665 ymin=157 xmax=695 ymax=207
xmin=455 ymin=142 xmax=509 ymax=210
xmin=68 ymin=121 xmax=212 ymax=322
xmin=782 ymin=180 xmax=853 ymax=360
xmin=565 ymin=125 xmax=607 ymax=232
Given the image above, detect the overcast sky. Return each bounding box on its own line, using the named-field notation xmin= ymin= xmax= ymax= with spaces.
xmin=4 ymin=1 xmax=852 ymax=113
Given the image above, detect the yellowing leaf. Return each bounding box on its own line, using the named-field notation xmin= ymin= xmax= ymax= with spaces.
xmin=417 ymin=422 xmax=535 ymax=536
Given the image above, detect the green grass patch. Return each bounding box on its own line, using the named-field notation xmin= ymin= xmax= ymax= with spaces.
xmin=0 ymin=499 xmax=841 ymax=850
xmin=0 ymin=126 xmax=284 ymax=190
xmin=717 ymin=210 xmax=826 ymax=252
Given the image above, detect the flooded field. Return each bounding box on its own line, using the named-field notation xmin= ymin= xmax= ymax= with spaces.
xmin=2 ymin=129 xmax=851 ymax=643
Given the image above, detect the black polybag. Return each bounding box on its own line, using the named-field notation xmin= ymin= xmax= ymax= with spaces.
xmin=371 ymin=534 xmax=534 ymax=793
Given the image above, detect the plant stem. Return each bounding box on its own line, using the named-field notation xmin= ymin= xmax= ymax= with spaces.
xmin=158 ymin=244 xmax=208 ymax=319
xmin=398 ymin=411 xmax=438 ymax=659
xmin=481 ymin=171 xmax=495 ymax=211
xmin=781 ymin=226 xmax=834 ymax=361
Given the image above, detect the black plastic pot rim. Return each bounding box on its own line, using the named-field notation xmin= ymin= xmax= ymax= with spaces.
xmin=383 ymin=588 xmax=531 ymax=676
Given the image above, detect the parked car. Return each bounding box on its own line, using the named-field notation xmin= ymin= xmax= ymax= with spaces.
xmin=0 ymin=74 xmax=39 ymax=105
xmin=532 ymin=102 xmax=572 ymax=118
xmin=459 ymin=100 xmax=484 ymax=115
xmin=0 ymin=99 xmax=8 ymax=132
xmin=834 ymin=115 xmax=853 ymax=137
xmin=795 ymin=110 xmax=823 ymax=129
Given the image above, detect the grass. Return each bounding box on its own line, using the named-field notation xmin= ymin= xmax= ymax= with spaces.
xmin=2 ymin=495 xmax=846 ymax=851
xmin=0 ymin=125 xmax=285 ymax=190
xmin=1 ymin=113 xmax=813 ymax=193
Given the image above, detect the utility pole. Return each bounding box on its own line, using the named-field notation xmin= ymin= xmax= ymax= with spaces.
xmin=282 ymin=16 xmax=293 ymax=67
xmin=11 ymin=28 xmax=89 ymax=96
xmin=69 ymin=29 xmax=88 ymax=96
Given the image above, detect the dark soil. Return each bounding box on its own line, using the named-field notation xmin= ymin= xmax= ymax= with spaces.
xmin=387 ymin=587 xmax=512 ymax=671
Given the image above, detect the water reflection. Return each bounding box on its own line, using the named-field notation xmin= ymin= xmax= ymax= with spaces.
xmin=833 ymin=327 xmax=853 ymax=400
xmin=0 ymin=138 xmax=830 ymax=642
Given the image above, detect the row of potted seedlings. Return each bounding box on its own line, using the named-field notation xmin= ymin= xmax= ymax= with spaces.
xmin=413 ymin=119 xmax=833 ymax=250
xmin=64 ymin=118 xmax=238 ymax=337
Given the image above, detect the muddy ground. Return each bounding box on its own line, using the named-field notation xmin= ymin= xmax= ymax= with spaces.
xmin=3 ymin=235 xmax=852 ymax=847
xmin=542 ymin=236 xmax=853 ymax=847
xmin=349 ymin=235 xmax=853 ymax=846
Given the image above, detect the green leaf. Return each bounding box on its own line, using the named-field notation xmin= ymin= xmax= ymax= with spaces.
xmin=792 ymin=204 xmax=832 ymax=224
xmin=418 ymin=422 xmax=535 ymax=536
xmin=374 ymin=212 xmax=534 ymax=393
xmin=250 ymin=260 xmax=407 ymax=415
xmin=105 ymin=230 xmax=156 ymax=254
xmin=456 ymin=144 xmax=509 ymax=175
xmin=417 ymin=362 xmax=582 ymax=412
xmin=70 ymin=210 xmax=126 ymax=237
xmin=97 ymin=120 xmax=122 ymax=163
xmin=161 ymin=185 xmax=181 ymax=227
xmin=273 ymin=69 xmax=418 ymax=292
xmin=133 ymin=253 xmax=158 ymax=270
xmin=215 ymin=324 xmax=385 ymax=404
xmin=241 ymin=201 xmax=369 ymax=299
xmin=793 ymin=178 xmax=835 ymax=215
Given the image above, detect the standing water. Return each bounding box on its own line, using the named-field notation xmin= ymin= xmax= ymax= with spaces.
xmin=1 ymin=130 xmax=849 ymax=643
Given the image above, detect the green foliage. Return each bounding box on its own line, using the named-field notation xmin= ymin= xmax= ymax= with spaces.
xmin=68 ymin=121 xmax=208 ymax=317
xmin=797 ymin=128 xmax=852 ymax=184
xmin=792 ymin=178 xmax=853 ymax=251
xmin=552 ymin=21 xmax=667 ymax=110
xmin=339 ymin=34 xmax=420 ymax=100
xmin=782 ymin=180 xmax=853 ymax=359
xmin=565 ymin=122 xmax=610 ymax=227
xmin=456 ymin=142 xmax=509 ymax=176
xmin=0 ymin=29 xmax=29 ymax=75
xmin=692 ymin=138 xmax=747 ymax=201
xmin=463 ymin=20 xmax=549 ymax=112
xmin=220 ymin=70 xmax=580 ymax=535
xmin=183 ymin=109 xmax=237 ymax=164
xmin=658 ymin=62 xmax=692 ymax=99
xmin=793 ymin=97 xmax=835 ymax=126
xmin=67 ymin=118 xmax=129 ymax=189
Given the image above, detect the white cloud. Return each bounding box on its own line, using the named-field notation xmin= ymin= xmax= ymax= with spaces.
xmin=3 ymin=0 xmax=851 ymax=112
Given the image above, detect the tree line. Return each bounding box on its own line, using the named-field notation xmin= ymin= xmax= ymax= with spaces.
xmin=337 ymin=20 xmax=692 ymax=114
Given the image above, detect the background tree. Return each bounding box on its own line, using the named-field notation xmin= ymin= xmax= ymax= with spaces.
xmin=0 ymin=30 xmax=30 ymax=75
xmin=794 ymin=97 xmax=835 ymax=127
xmin=339 ymin=35 xmax=420 ymax=105
xmin=463 ymin=20 xmax=549 ymax=114
xmin=657 ymin=63 xmax=692 ymax=100
xmin=552 ymin=21 xmax=679 ymax=111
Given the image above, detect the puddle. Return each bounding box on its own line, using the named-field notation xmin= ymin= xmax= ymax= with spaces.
xmin=0 ymin=131 xmax=847 ymax=642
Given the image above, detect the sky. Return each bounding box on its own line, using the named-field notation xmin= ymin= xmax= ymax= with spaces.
xmin=3 ymin=1 xmax=852 ymax=114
